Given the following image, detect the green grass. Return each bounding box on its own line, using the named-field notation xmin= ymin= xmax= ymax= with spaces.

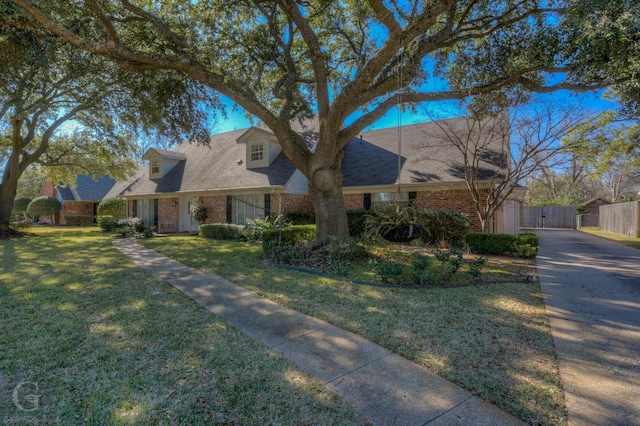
xmin=579 ymin=226 xmax=640 ymax=249
xmin=140 ymin=236 xmax=565 ymax=425
xmin=0 ymin=227 xmax=365 ymax=425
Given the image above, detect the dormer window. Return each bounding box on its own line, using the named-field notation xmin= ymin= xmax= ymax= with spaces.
xmin=250 ymin=144 xmax=264 ymax=162
xmin=151 ymin=161 xmax=160 ymax=175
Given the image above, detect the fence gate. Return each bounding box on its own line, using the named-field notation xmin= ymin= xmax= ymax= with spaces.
xmin=521 ymin=206 xmax=577 ymax=229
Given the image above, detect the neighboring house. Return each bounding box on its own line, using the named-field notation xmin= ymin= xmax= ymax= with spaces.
xmin=41 ymin=174 xmax=116 ymax=225
xmin=580 ymin=197 xmax=611 ymax=227
xmin=104 ymin=116 xmax=522 ymax=234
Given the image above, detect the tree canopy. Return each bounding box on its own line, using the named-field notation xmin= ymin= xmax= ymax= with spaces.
xmin=0 ymin=25 xmax=218 ymax=234
xmin=3 ymin=0 xmax=638 ymax=240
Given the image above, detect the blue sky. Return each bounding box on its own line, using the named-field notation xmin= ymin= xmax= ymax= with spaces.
xmin=213 ymin=88 xmax=620 ymax=135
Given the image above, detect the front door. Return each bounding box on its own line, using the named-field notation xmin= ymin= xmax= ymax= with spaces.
xmin=179 ymin=196 xmax=200 ymax=233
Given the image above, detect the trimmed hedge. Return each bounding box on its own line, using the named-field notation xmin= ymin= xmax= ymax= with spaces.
xmin=97 ymin=197 xmax=127 ymax=219
xmin=199 ymin=223 xmax=244 ymax=239
xmin=347 ymin=209 xmax=369 ymax=237
xmin=418 ymin=210 xmax=470 ymax=246
xmin=13 ymin=198 xmax=32 ymax=214
xmin=97 ymin=215 xmax=118 ymax=231
xmin=65 ymin=215 xmax=94 ymax=226
xmin=286 ymin=211 xmax=314 ymax=225
xmin=464 ymin=232 xmax=539 ymax=258
xmin=262 ymin=225 xmax=316 ymax=254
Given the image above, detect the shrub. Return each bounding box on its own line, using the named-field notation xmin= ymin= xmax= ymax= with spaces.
xmin=13 ymin=198 xmax=32 ymax=216
xmin=417 ymin=210 xmax=469 ymax=247
xmin=364 ymin=204 xmax=419 ymax=239
xmin=242 ymin=215 xmax=289 ymax=242
xmin=513 ymin=233 xmax=539 ymax=258
xmin=464 ymin=232 xmax=539 ymax=258
xmin=369 ymin=257 xmax=404 ymax=284
xmin=325 ymin=236 xmax=368 ymax=262
xmin=200 ymin=223 xmax=244 ymax=240
xmin=116 ymin=217 xmax=155 ymax=238
xmin=27 ymin=196 xmax=62 ymax=223
xmin=346 ymin=209 xmax=369 ymax=237
xmin=97 ymin=197 xmax=127 ymax=219
xmin=189 ymin=204 xmax=208 ymax=225
xmin=262 ymin=225 xmax=316 ymax=254
xmin=286 ymin=211 xmax=314 ymax=225
xmin=64 ymin=215 xmax=93 ymax=226
xmin=10 ymin=218 xmax=34 ymax=233
xmin=97 ymin=215 xmax=119 ymax=232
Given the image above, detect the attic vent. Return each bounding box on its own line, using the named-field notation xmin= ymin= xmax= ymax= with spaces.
xmin=236 ymin=159 xmax=243 ymax=165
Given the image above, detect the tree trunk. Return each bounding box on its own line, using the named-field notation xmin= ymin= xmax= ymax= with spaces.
xmin=308 ymin=158 xmax=349 ymax=245
xmin=0 ymin=183 xmax=18 ymax=234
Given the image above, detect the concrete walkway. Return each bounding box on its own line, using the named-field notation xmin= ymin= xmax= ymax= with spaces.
xmin=535 ymin=230 xmax=640 ymax=426
xmin=113 ymin=238 xmax=524 ymax=426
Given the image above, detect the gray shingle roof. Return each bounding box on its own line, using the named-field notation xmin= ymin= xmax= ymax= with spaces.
xmin=341 ymin=115 xmax=507 ymax=187
xmin=106 ymin=115 xmax=508 ymax=198
xmin=58 ymin=174 xmax=116 ymax=201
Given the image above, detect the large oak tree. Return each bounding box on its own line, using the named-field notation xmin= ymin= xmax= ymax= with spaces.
xmin=0 ymin=29 xmax=216 ymax=235
xmin=4 ymin=0 xmax=638 ymax=242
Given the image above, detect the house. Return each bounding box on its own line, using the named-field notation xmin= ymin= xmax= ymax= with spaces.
xmin=580 ymin=197 xmax=611 ymax=227
xmin=41 ymin=174 xmax=116 ymax=225
xmin=104 ymin=116 xmax=522 ymax=234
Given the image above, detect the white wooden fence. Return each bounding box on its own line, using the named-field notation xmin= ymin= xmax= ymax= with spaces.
xmin=599 ymin=201 xmax=640 ymax=238
xmin=521 ymin=206 xmax=577 ymax=229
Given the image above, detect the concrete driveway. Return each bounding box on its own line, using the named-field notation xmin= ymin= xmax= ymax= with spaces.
xmin=535 ymin=230 xmax=640 ymax=425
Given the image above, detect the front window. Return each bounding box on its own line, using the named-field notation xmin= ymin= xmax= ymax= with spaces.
xmin=372 ymin=192 xmax=409 ymax=208
xmin=135 ymin=198 xmax=158 ymax=226
xmin=250 ymin=144 xmax=264 ymax=162
xmin=232 ymin=193 xmax=265 ymax=225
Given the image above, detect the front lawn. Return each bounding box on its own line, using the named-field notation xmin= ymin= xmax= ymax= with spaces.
xmin=0 ymin=228 xmax=365 ymax=425
xmin=141 ymin=235 xmax=565 ymax=425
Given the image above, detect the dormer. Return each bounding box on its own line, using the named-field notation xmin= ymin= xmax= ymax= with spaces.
xmin=236 ymin=127 xmax=282 ymax=169
xmin=142 ymin=148 xmax=186 ymax=179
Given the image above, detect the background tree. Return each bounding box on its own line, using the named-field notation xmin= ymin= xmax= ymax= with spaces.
xmin=97 ymin=197 xmax=127 ymax=219
xmin=421 ymin=98 xmax=592 ymax=231
xmin=0 ymin=28 xmax=218 ymax=236
xmin=4 ymin=0 xmax=638 ymax=242
xmin=26 ymin=195 xmax=60 ymax=224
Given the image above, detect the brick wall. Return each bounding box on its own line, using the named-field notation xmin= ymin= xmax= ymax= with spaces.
xmin=200 ymin=195 xmax=228 ymax=224
xmin=158 ymin=198 xmax=179 ymax=232
xmin=280 ymin=194 xmax=313 ymax=215
xmin=343 ymin=194 xmax=364 ymax=210
xmin=412 ymin=188 xmax=487 ymax=232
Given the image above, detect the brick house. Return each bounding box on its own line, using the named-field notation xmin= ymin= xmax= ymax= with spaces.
xmin=41 ymin=174 xmax=116 ymax=225
xmin=104 ymin=116 xmax=522 ymax=234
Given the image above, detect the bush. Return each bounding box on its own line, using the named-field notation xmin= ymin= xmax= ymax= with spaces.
xmin=364 ymin=204 xmax=419 ymax=239
xmin=417 ymin=210 xmax=469 ymax=247
xmin=262 ymin=225 xmax=316 ymax=254
xmin=116 ymin=217 xmax=155 ymax=238
xmin=97 ymin=215 xmax=119 ymax=232
xmin=27 ymin=196 xmax=62 ymax=223
xmin=189 ymin=204 xmax=208 ymax=225
xmin=369 ymin=257 xmax=404 ymax=284
xmin=286 ymin=211 xmax=314 ymax=225
xmin=464 ymin=232 xmax=539 ymax=258
xmin=200 ymin=223 xmax=244 ymax=240
xmin=346 ymin=209 xmax=369 ymax=237
xmin=13 ymin=198 xmax=32 ymax=216
xmin=97 ymin=197 xmax=127 ymax=219
xmin=242 ymin=215 xmax=290 ymax=242
xmin=64 ymin=215 xmax=93 ymax=226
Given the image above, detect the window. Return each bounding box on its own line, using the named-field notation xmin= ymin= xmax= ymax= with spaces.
xmin=151 ymin=161 xmax=160 ymax=175
xmin=134 ymin=198 xmax=158 ymax=226
xmin=232 ymin=193 xmax=265 ymax=225
xmin=372 ymin=192 xmax=410 ymax=208
xmin=250 ymin=144 xmax=264 ymax=162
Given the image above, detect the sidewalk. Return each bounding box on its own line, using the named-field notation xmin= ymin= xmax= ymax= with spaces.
xmin=113 ymin=238 xmax=524 ymax=425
